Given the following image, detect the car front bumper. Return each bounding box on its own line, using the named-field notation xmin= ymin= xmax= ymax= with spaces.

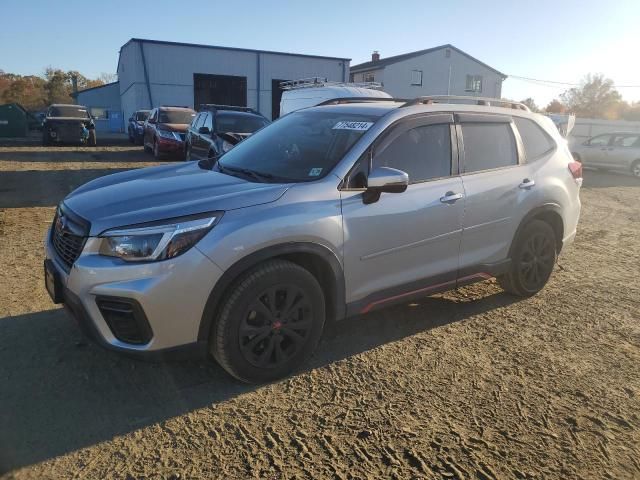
xmin=156 ymin=137 xmax=185 ymax=155
xmin=45 ymin=229 xmax=223 ymax=355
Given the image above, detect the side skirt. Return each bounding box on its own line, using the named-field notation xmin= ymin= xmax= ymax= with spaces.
xmin=345 ymin=259 xmax=511 ymax=316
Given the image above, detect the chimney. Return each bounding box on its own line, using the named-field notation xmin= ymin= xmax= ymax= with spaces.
xmin=372 ymin=51 xmax=380 ymax=62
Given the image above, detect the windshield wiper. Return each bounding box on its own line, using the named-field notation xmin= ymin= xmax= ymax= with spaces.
xmin=217 ymin=162 xmax=275 ymax=183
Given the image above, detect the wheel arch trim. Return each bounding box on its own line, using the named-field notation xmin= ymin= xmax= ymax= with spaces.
xmin=197 ymin=242 xmax=346 ymax=343
xmin=510 ymin=203 xmax=564 ymax=256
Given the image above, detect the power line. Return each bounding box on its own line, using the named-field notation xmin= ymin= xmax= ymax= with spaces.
xmin=508 ymin=74 xmax=640 ymax=89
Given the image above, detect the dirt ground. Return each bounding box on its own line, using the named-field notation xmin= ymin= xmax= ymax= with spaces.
xmin=0 ymin=144 xmax=638 ymax=479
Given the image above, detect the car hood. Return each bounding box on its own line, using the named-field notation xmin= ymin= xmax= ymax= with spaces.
xmin=63 ymin=162 xmax=290 ymax=235
xmin=158 ymin=123 xmax=189 ymax=132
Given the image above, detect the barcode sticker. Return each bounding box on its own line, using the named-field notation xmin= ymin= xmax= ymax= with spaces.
xmin=332 ymin=121 xmax=373 ymax=131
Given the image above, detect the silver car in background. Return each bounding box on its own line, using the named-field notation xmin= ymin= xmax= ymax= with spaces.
xmin=571 ymin=131 xmax=640 ymax=177
xmin=44 ymin=96 xmax=582 ymax=383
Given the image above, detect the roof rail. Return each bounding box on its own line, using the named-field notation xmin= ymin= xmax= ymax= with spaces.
xmin=280 ymin=77 xmax=384 ymax=91
xmin=197 ymin=104 xmax=261 ymax=115
xmin=316 ymin=97 xmax=406 ymax=107
xmin=403 ymin=95 xmax=530 ymax=111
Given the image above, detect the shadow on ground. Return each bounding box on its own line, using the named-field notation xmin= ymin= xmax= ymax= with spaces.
xmin=0 ymin=149 xmax=153 ymax=164
xmin=0 ymin=290 xmax=518 ymax=473
xmin=582 ymin=169 xmax=640 ymax=188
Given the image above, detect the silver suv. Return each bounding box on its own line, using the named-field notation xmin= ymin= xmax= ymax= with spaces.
xmin=44 ymin=96 xmax=582 ymax=383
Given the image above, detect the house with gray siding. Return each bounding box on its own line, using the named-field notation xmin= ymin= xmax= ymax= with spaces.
xmin=73 ymin=81 xmax=123 ymax=132
xmin=350 ymin=45 xmax=506 ymax=100
xmin=116 ymin=38 xmax=350 ymax=121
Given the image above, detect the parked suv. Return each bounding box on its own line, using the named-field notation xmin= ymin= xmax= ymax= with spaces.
xmin=185 ymin=105 xmax=269 ymax=161
xmin=143 ymin=106 xmax=196 ymax=159
xmin=44 ymin=96 xmax=582 ymax=383
xmin=571 ymin=132 xmax=640 ymax=177
xmin=128 ymin=109 xmax=150 ymax=144
xmin=42 ymin=104 xmax=96 ymax=146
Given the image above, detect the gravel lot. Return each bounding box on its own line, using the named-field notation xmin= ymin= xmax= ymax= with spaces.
xmin=0 ymin=145 xmax=638 ymax=479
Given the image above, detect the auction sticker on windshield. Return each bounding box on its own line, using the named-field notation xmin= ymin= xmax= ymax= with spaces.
xmin=332 ymin=121 xmax=374 ymax=131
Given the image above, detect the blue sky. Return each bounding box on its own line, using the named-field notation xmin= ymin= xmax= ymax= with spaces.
xmin=2 ymin=0 xmax=639 ymax=107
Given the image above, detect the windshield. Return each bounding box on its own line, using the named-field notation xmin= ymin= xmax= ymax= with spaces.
xmin=217 ymin=110 xmax=380 ymax=182
xmin=215 ymin=112 xmax=269 ymax=134
xmin=135 ymin=111 xmax=150 ymax=121
xmin=158 ymin=110 xmax=196 ymax=124
xmin=48 ymin=106 xmax=90 ymax=119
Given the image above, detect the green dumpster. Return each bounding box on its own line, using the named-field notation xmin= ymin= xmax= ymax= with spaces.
xmin=0 ymin=103 xmax=29 ymax=138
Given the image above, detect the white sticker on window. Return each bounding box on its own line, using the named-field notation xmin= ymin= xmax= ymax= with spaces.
xmin=332 ymin=121 xmax=373 ymax=131
xmin=308 ymin=168 xmax=323 ymax=177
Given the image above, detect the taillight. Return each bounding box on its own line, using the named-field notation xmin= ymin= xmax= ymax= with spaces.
xmin=568 ymin=161 xmax=583 ymax=186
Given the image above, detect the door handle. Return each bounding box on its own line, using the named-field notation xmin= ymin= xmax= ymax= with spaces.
xmin=519 ymin=178 xmax=535 ymax=189
xmin=440 ymin=191 xmax=464 ymax=203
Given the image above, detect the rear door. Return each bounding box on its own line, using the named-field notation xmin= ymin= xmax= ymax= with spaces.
xmin=457 ymin=113 xmax=536 ymax=274
xmin=609 ymin=134 xmax=640 ymax=169
xmin=341 ymin=114 xmax=465 ymax=311
xmin=581 ymin=134 xmax=612 ymax=166
xmin=144 ymin=108 xmax=157 ymax=147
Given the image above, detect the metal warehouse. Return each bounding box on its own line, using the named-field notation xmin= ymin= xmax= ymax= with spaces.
xmin=116 ymin=38 xmax=351 ymax=121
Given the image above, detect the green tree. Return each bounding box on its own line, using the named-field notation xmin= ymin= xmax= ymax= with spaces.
xmin=44 ymin=67 xmax=71 ymax=104
xmin=560 ymin=74 xmax=622 ymax=119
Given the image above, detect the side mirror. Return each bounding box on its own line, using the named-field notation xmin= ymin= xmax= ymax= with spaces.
xmin=363 ymin=167 xmax=409 ymax=204
xmin=129 ymin=117 xmax=134 ymax=122
xmin=198 ymin=126 xmax=211 ymax=135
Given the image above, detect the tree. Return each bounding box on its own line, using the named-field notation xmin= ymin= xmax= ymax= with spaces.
xmin=560 ymin=74 xmax=622 ymax=119
xmin=44 ymin=67 xmax=71 ymax=104
xmin=520 ymin=97 xmax=540 ymax=113
xmin=97 ymin=72 xmax=117 ymax=84
xmin=545 ymin=99 xmax=567 ymax=114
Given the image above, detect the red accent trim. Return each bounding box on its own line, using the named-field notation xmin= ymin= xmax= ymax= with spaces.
xmin=360 ymin=272 xmax=492 ymax=314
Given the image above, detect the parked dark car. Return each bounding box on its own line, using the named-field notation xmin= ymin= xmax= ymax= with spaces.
xmin=185 ymin=105 xmax=270 ymax=161
xmin=42 ymin=104 xmax=96 ymax=146
xmin=143 ymin=106 xmax=196 ymax=159
xmin=128 ymin=109 xmax=150 ymax=144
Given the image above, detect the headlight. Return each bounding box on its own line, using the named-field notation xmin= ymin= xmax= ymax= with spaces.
xmin=98 ymin=213 xmax=221 ymax=262
xmin=157 ymin=129 xmax=182 ymax=141
xmin=221 ymin=139 xmax=235 ymax=153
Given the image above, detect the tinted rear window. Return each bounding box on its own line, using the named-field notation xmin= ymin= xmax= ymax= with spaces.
xmin=461 ymin=123 xmax=518 ymax=173
xmin=215 ymin=113 xmax=269 ymax=134
xmin=514 ymin=117 xmax=555 ymax=160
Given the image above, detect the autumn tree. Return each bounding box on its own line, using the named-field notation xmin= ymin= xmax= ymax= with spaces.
xmin=545 ymin=99 xmax=567 ymax=114
xmin=520 ymin=97 xmax=540 ymax=113
xmin=560 ymin=74 xmax=622 ymax=119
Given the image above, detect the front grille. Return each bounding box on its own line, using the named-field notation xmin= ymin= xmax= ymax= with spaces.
xmin=55 ymin=123 xmax=83 ymax=141
xmin=51 ymin=206 xmax=89 ymax=270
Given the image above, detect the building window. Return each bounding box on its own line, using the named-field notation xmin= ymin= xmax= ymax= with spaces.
xmin=466 ymin=75 xmax=483 ymax=93
xmin=89 ymin=107 xmax=108 ymax=119
xmin=363 ymin=72 xmax=375 ymax=82
xmin=410 ymin=70 xmax=423 ymax=86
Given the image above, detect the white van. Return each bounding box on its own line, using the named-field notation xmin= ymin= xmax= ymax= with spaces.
xmin=279 ymin=78 xmax=392 ymax=117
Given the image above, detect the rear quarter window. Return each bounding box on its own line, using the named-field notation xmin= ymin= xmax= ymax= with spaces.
xmin=461 ymin=123 xmax=518 ymax=173
xmin=514 ymin=117 xmax=556 ymax=161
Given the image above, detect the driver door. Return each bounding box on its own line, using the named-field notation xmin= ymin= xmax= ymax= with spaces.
xmin=340 ymin=114 xmax=465 ymax=313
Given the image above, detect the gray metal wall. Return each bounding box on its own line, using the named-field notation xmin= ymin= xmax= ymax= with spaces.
xmin=118 ymin=41 xmax=349 ymax=120
xmin=352 ymin=49 xmax=503 ymax=99
xmin=75 ymin=82 xmax=122 ymax=132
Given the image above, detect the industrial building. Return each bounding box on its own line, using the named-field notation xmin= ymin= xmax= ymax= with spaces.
xmin=116 ymin=38 xmax=350 ymax=122
xmin=350 ymin=44 xmax=506 ymax=99
xmin=73 ymin=81 xmax=123 ymax=133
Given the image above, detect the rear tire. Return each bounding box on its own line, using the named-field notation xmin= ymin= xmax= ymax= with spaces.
xmin=498 ymin=220 xmax=557 ymax=297
xmin=210 ymin=259 xmax=326 ymax=383
xmin=631 ymin=160 xmax=640 ymax=178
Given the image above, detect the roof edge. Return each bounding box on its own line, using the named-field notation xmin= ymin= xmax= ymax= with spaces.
xmin=350 ymin=44 xmax=506 ymax=78
xmin=72 ymin=81 xmax=119 ymax=97
xmin=121 ymin=38 xmax=351 ymax=62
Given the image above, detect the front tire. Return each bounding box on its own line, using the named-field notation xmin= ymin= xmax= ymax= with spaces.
xmin=498 ymin=220 xmax=557 ymax=297
xmin=211 ymin=259 xmax=326 ymax=383
xmin=153 ymin=139 xmax=162 ymax=160
xmin=87 ymin=129 xmax=97 ymax=147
